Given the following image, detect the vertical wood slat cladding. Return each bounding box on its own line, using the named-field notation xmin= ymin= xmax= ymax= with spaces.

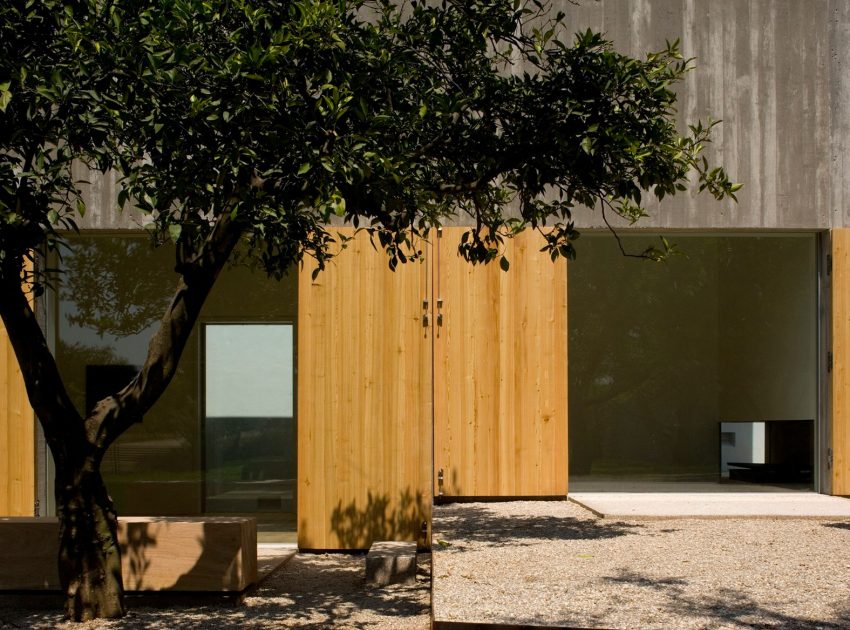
xmin=433 ymin=228 xmax=568 ymax=497
xmin=832 ymin=229 xmax=850 ymax=495
xmin=297 ymin=229 xmax=432 ymax=550
xmin=0 ymin=276 xmax=35 ymax=516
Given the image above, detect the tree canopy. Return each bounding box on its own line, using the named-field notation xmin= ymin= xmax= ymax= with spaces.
xmin=0 ymin=0 xmax=738 ymax=621
xmin=4 ymin=0 xmax=737 ymax=288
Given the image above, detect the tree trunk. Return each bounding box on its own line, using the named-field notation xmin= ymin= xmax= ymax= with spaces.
xmin=56 ymin=458 xmax=125 ymax=621
xmin=0 ymin=216 xmax=244 ymax=621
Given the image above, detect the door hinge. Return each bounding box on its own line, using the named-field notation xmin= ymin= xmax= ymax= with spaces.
xmin=33 ymin=498 xmax=40 ymax=517
xmin=828 ymin=351 xmax=833 ymax=373
xmin=828 ymin=448 xmax=833 ymax=470
xmin=436 ymin=298 xmax=444 ymax=327
xmin=422 ymin=298 xmax=430 ymax=327
xmin=437 ymin=468 xmax=444 ymax=496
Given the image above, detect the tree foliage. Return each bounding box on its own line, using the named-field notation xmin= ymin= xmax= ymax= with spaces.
xmin=0 ymin=0 xmax=738 ymax=621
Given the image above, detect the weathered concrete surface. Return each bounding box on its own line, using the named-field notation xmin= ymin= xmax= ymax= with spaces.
xmin=552 ymin=0 xmax=848 ymax=231
xmin=366 ymin=541 xmax=418 ymax=586
xmin=454 ymin=1 xmax=848 ymax=231
xmin=72 ymin=162 xmax=149 ymax=230
xmin=75 ymin=1 xmax=849 ymax=232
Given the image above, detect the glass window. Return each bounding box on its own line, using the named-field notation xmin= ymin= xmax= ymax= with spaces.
xmin=55 ymin=235 xmax=298 ymax=541
xmin=568 ymin=234 xmax=817 ymax=491
xmin=204 ymin=324 xmax=296 ymax=518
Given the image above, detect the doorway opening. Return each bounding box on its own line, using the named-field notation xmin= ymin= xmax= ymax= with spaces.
xmin=568 ymin=233 xmax=818 ymax=493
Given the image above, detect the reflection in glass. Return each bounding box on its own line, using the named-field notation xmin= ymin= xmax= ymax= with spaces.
xmin=55 ymin=235 xmax=298 ymax=540
xmin=721 ymin=420 xmax=814 ymax=485
xmin=568 ymin=234 xmax=817 ymax=491
xmin=204 ymin=325 xmax=296 ymax=515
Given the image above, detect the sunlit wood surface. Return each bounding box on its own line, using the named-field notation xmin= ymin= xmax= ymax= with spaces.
xmin=433 ymin=228 xmax=568 ymax=498
xmin=0 ymin=269 xmax=34 ymax=516
xmin=298 ymin=229 xmax=432 ymax=550
xmin=832 ymin=229 xmax=850 ymax=495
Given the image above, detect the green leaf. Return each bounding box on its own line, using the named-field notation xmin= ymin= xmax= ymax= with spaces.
xmin=499 ymin=255 xmax=510 ymax=272
xmin=168 ymin=224 xmax=182 ymax=243
xmin=0 ymin=82 xmax=11 ymax=112
xmin=298 ymin=162 xmax=312 ymax=175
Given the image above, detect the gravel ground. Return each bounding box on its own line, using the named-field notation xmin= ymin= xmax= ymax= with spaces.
xmin=432 ymin=501 xmax=850 ymax=629
xmin=0 ymin=553 xmax=430 ymax=629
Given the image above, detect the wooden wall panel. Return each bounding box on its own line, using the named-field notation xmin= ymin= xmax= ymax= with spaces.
xmin=832 ymin=229 xmax=850 ymax=495
xmin=433 ymin=228 xmax=568 ymax=497
xmin=0 ymin=296 xmax=35 ymax=516
xmin=298 ymin=229 xmax=432 ymax=550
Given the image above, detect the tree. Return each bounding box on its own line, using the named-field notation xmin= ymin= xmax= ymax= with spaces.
xmin=0 ymin=0 xmax=739 ymax=620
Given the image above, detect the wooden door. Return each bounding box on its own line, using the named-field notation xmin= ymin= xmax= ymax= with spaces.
xmin=831 ymin=228 xmax=850 ymax=495
xmin=433 ymin=228 xmax=568 ymax=497
xmin=297 ymin=229 xmax=433 ymax=549
xmin=0 ymin=267 xmax=35 ymax=516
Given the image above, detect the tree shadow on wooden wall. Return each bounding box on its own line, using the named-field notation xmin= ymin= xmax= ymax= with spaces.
xmin=120 ymin=521 xmax=158 ymax=591
xmin=328 ymin=489 xmax=429 ymax=550
xmin=120 ymin=520 xmax=248 ymax=592
xmin=168 ymin=521 xmax=245 ymax=591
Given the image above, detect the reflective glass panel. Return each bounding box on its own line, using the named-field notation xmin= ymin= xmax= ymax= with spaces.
xmin=204 ymin=324 xmax=296 ymax=516
xmin=568 ymin=234 xmax=817 ymax=491
xmin=55 ymin=235 xmax=298 ymax=540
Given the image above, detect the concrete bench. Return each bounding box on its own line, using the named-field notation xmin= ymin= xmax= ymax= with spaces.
xmin=0 ymin=516 xmax=257 ymax=592
xmin=365 ymin=541 xmax=417 ymax=586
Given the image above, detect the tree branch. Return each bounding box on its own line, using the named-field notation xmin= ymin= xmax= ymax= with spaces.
xmin=94 ymin=211 xmax=244 ymax=449
xmin=0 ymin=267 xmax=83 ymax=466
xmin=599 ymin=196 xmax=661 ymax=261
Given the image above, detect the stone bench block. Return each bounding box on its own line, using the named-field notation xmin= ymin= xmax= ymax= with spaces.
xmin=366 ymin=541 xmax=417 ymax=586
xmin=0 ymin=516 xmax=257 ymax=592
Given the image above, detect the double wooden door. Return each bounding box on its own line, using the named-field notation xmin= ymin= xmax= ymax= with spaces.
xmin=298 ymin=227 xmax=567 ymax=550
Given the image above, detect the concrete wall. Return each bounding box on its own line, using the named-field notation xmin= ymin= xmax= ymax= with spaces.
xmin=71 ymin=163 xmax=144 ymax=230
xmin=76 ymin=1 xmax=850 ymax=231
xmin=554 ymin=0 xmax=850 ymax=231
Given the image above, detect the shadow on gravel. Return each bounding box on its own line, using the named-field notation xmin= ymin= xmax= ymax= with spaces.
xmin=241 ymin=553 xmax=430 ymax=629
xmin=0 ymin=554 xmax=431 ymax=629
xmin=673 ymin=588 xmax=850 ymax=630
xmin=433 ymin=504 xmax=642 ymax=550
xmin=823 ymin=521 xmax=850 ymax=531
xmin=603 ymin=570 xmax=687 ymax=590
xmin=603 ymin=570 xmax=850 ymax=630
